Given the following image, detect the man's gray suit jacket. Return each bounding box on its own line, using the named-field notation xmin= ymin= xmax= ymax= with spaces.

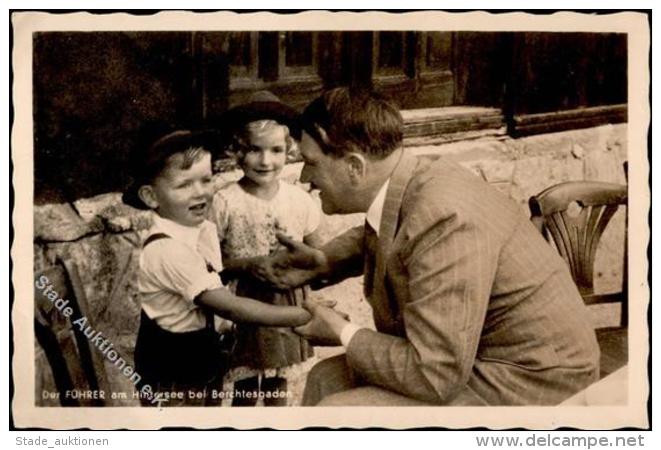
xmin=324 ymin=153 xmax=600 ymax=405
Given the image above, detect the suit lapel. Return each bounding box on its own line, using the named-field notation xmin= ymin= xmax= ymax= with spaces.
xmin=377 ymin=152 xmax=418 ymax=264
xmin=370 ymin=151 xmax=418 ymax=333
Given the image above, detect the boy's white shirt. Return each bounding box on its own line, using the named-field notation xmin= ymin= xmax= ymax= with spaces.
xmin=138 ymin=213 xmax=233 ymax=333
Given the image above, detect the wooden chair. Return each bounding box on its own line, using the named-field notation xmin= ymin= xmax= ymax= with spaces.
xmin=529 ymin=181 xmax=628 ymax=377
xmin=34 ymin=258 xmax=109 ymax=406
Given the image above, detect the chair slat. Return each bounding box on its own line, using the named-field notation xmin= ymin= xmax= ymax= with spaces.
xmin=62 ymin=259 xmax=111 ymax=399
xmin=548 ymin=214 xmax=574 ymax=272
xmin=528 ymin=181 xmax=628 ymax=381
xmin=34 ymin=259 xmax=109 ymax=406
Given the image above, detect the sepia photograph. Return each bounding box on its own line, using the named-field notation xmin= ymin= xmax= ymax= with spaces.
xmin=10 ymin=10 xmax=650 ymax=429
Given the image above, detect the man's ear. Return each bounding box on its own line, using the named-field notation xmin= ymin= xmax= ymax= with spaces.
xmin=138 ymin=185 xmax=159 ymax=210
xmin=345 ymin=152 xmax=367 ymax=185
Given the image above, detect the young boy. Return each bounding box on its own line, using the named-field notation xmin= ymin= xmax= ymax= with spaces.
xmin=123 ymin=130 xmax=311 ymax=406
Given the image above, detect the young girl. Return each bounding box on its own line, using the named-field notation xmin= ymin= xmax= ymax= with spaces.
xmin=123 ymin=130 xmax=311 ymax=406
xmin=210 ymin=92 xmax=323 ymax=406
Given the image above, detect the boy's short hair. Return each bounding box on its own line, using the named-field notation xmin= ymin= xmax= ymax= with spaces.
xmin=299 ymin=87 xmax=403 ymax=159
xmin=123 ymin=130 xmax=210 ymax=210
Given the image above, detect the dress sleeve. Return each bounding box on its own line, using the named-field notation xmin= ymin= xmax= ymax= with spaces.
xmin=209 ymin=190 xmax=230 ymax=241
xmin=142 ymin=240 xmax=223 ymax=303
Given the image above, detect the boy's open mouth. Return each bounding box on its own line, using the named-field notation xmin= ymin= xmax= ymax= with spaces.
xmin=189 ymin=202 xmax=207 ymax=213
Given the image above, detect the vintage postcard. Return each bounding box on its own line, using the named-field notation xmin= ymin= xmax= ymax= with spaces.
xmin=11 ymin=10 xmax=650 ymax=429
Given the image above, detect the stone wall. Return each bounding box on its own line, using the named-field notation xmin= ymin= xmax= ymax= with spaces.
xmin=33 ymin=122 xmax=628 ymax=405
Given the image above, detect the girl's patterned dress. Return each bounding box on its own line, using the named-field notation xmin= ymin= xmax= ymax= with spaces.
xmin=210 ymin=180 xmax=322 ymax=405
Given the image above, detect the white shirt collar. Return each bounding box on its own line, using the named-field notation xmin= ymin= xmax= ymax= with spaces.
xmin=150 ymin=213 xmax=208 ymax=249
xmin=365 ymin=179 xmax=390 ymax=236
xmin=150 ymin=213 xmax=223 ymax=271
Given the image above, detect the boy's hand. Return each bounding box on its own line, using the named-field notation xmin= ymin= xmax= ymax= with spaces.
xmin=307 ymin=299 xmax=350 ymax=321
xmin=293 ymin=299 xmax=348 ymax=346
xmin=311 ymin=298 xmax=336 ymax=308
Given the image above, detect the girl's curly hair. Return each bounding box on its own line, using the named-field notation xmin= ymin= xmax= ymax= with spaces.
xmin=227 ymin=120 xmax=298 ymax=163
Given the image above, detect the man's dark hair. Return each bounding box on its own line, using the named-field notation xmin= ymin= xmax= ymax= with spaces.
xmin=299 ymin=87 xmax=403 ymax=159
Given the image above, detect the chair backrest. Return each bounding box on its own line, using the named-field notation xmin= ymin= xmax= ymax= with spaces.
xmin=528 ymin=181 xmax=627 ymax=300
xmin=34 ymin=259 xmax=109 ymax=406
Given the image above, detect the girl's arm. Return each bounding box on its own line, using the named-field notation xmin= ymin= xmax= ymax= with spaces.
xmin=222 ymin=234 xmax=325 ymax=288
xmin=220 ymin=256 xmax=263 ymax=278
xmin=222 ymin=227 xmax=323 ymax=278
xmin=195 ymin=287 xmax=310 ymax=327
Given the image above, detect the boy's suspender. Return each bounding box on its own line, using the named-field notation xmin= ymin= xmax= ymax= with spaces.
xmin=142 ymin=232 xmax=216 ymax=331
xmin=142 ymin=232 xmax=170 ymax=247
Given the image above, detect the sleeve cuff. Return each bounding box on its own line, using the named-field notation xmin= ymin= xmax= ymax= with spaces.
xmin=183 ymin=272 xmax=223 ymax=303
xmin=340 ymin=323 xmax=364 ymax=348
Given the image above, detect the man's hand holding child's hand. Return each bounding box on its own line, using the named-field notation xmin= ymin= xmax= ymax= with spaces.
xmin=293 ymin=298 xmax=350 ymax=346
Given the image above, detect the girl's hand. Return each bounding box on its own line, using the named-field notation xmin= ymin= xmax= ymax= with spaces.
xmin=247 ymin=256 xmax=277 ymax=282
xmin=274 ymin=233 xmax=327 ymax=270
xmin=249 ymin=233 xmax=329 ymax=288
xmin=248 ymin=256 xmax=316 ymax=289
